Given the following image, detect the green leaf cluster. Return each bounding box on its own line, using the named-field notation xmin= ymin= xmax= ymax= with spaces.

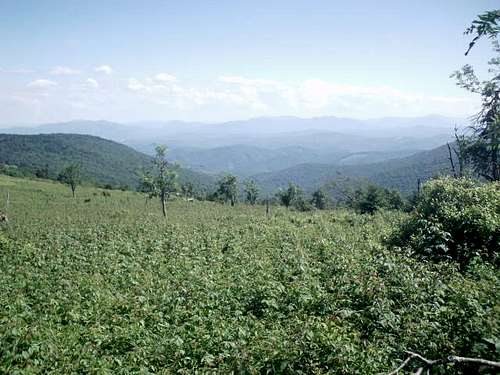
xmin=389 ymin=177 xmax=499 ymax=268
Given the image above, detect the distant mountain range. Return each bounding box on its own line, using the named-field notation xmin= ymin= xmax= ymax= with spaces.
xmin=0 ymin=115 xmax=463 ymax=195
xmin=0 ymin=115 xmax=462 ymax=177
xmin=0 ymin=115 xmax=462 ymax=139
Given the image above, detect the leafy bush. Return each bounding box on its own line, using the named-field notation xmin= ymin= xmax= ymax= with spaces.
xmin=293 ymin=195 xmax=315 ymax=212
xmin=350 ymin=184 xmax=406 ymax=214
xmin=276 ymin=182 xmax=303 ymax=208
xmin=310 ymin=188 xmax=330 ymax=209
xmin=389 ymin=177 xmax=499 ymax=268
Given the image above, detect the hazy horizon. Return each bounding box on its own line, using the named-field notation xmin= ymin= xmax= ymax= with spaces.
xmin=0 ymin=113 xmax=469 ymax=129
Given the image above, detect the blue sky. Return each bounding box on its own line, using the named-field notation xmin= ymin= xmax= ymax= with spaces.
xmin=0 ymin=0 xmax=498 ymax=124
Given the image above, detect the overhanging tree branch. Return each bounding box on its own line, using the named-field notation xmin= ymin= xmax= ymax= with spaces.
xmin=385 ymin=351 xmax=500 ymax=374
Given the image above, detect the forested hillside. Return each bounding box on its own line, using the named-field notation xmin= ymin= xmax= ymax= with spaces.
xmin=0 ymin=134 xmax=214 ymax=190
xmin=1 ymin=116 xmax=457 ymax=177
xmin=0 ymin=132 xmax=454 ymax=195
xmin=253 ymin=144 xmax=454 ymax=194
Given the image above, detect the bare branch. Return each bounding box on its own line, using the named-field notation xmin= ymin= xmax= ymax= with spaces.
xmin=385 ymin=351 xmax=500 ymax=374
xmin=447 ymin=143 xmax=457 ymax=177
xmin=386 ymin=354 xmax=415 ymax=375
xmin=448 ymin=355 xmax=500 ymax=368
xmin=404 ymin=351 xmax=440 ymax=366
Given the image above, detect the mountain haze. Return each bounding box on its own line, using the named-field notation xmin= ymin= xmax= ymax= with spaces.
xmin=1 ymin=115 xmax=460 ymax=177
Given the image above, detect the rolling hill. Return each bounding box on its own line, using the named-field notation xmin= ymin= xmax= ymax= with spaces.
xmin=0 ymin=116 xmax=459 ymax=176
xmin=252 ymin=143 xmax=456 ymax=195
xmin=0 ymin=115 xmax=463 ymax=195
xmin=0 ymin=132 xmax=458 ymax=196
xmin=0 ymin=133 xmax=215 ymax=190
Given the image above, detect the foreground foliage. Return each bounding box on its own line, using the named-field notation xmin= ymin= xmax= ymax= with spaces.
xmin=390 ymin=177 xmax=499 ymax=269
xmin=0 ymin=175 xmax=498 ymax=373
xmin=452 ymin=9 xmax=500 ymax=181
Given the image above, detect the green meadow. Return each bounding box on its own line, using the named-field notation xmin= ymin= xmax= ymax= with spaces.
xmin=0 ymin=175 xmax=498 ymax=374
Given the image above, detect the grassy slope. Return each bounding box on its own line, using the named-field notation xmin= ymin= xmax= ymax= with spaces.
xmin=0 ymin=133 xmax=214 ymax=190
xmin=0 ymin=176 xmax=497 ymax=373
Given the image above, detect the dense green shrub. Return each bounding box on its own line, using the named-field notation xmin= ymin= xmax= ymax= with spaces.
xmin=350 ymin=184 xmax=406 ymax=214
xmin=311 ymin=188 xmax=330 ymax=209
xmin=389 ymin=177 xmax=499 ymax=268
xmin=276 ymin=182 xmax=303 ymax=208
xmin=292 ymin=195 xmax=315 ymax=212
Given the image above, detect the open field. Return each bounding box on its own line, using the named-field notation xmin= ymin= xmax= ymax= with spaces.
xmin=0 ymin=175 xmax=498 ymax=373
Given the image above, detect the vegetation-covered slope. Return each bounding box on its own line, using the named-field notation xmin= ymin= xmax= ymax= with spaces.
xmin=0 ymin=133 xmax=214 ymax=190
xmin=0 ymin=175 xmax=497 ymax=373
xmin=1 ymin=116 xmax=456 ymax=177
xmin=253 ymin=144 xmax=454 ymax=194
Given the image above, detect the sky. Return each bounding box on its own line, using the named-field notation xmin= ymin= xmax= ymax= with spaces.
xmin=0 ymin=0 xmax=498 ymax=124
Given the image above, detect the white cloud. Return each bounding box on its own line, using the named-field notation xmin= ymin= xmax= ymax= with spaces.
xmin=27 ymin=79 xmax=57 ymax=88
xmin=219 ymin=76 xmax=281 ymax=87
xmin=95 ymin=65 xmax=113 ymax=75
xmin=155 ymin=73 xmax=177 ymax=83
xmin=298 ymin=79 xmax=336 ymax=109
xmin=85 ymin=78 xmax=99 ymax=88
xmin=123 ymin=74 xmax=478 ymax=117
xmin=215 ymin=75 xmax=481 ymax=117
xmin=219 ymin=75 xmax=301 ymax=110
xmin=50 ymin=66 xmax=81 ymax=75
xmin=127 ymin=78 xmax=150 ymax=92
xmin=127 ymin=74 xmax=177 ymax=93
xmin=126 ymin=75 xmax=250 ymax=110
xmin=8 ymin=72 xmax=479 ymax=123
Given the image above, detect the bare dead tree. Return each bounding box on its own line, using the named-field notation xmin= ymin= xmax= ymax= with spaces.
xmin=452 ymin=126 xmax=470 ymax=178
xmin=386 ymin=351 xmax=500 ymax=375
xmin=447 ymin=142 xmax=458 ymax=177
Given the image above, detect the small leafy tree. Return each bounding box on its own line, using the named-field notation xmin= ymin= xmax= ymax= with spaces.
xmin=216 ymin=174 xmax=238 ymax=206
xmin=356 ymin=185 xmax=385 ymax=214
xmin=452 ymin=10 xmax=500 ymax=181
xmin=181 ymin=182 xmax=194 ymax=201
xmin=243 ymin=179 xmax=259 ymax=205
xmin=385 ymin=188 xmax=406 ymax=210
xmin=58 ymin=164 xmax=81 ymax=197
xmin=140 ymin=145 xmax=178 ymax=218
xmin=349 ymin=184 xmax=406 ymax=214
xmin=310 ymin=188 xmax=329 ymax=210
xmin=277 ymin=182 xmax=302 ymax=209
